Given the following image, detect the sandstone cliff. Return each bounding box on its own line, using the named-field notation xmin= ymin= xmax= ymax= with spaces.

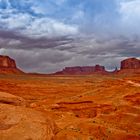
xmin=0 ymin=55 xmax=23 ymax=74
xmin=121 ymin=58 xmax=140 ymax=69
xmin=55 ymin=65 xmax=107 ymax=75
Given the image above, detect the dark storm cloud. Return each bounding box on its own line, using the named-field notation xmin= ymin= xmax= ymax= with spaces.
xmin=0 ymin=30 xmax=20 ymax=39
xmin=0 ymin=30 xmax=76 ymax=73
xmin=1 ymin=47 xmax=74 ymax=73
xmin=1 ymin=33 xmax=139 ymax=73
xmin=0 ymin=30 xmax=74 ymax=50
xmin=76 ymin=37 xmax=140 ymax=57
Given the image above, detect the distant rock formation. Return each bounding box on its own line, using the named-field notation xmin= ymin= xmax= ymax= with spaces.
xmin=54 ymin=58 xmax=140 ymax=75
xmin=0 ymin=55 xmax=24 ymax=74
xmin=0 ymin=55 xmax=139 ymax=75
xmin=0 ymin=55 xmax=16 ymax=68
xmin=54 ymin=65 xmax=107 ymax=75
xmin=121 ymin=58 xmax=140 ymax=70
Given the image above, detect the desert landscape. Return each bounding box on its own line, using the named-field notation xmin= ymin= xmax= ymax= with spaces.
xmin=0 ymin=55 xmax=140 ymax=140
xmin=0 ymin=0 xmax=140 ymax=139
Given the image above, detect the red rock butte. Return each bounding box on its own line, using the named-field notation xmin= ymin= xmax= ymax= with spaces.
xmin=121 ymin=58 xmax=140 ymax=69
xmin=0 ymin=55 xmax=24 ymax=74
xmin=54 ymin=65 xmax=107 ymax=75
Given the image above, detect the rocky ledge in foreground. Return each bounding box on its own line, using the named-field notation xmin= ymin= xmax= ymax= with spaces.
xmin=0 ymin=91 xmax=58 ymax=140
xmin=0 ymin=55 xmax=24 ymax=74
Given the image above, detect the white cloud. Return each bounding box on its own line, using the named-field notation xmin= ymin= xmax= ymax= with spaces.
xmin=0 ymin=13 xmax=32 ymax=29
xmin=120 ymin=0 xmax=140 ymax=19
xmin=24 ymin=18 xmax=78 ymax=38
xmin=0 ymin=12 xmax=78 ymax=38
xmin=0 ymin=0 xmax=79 ymax=38
xmin=119 ymin=0 xmax=140 ymax=34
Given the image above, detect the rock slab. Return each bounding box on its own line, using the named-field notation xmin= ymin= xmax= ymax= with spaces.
xmin=0 ymin=92 xmax=58 ymax=140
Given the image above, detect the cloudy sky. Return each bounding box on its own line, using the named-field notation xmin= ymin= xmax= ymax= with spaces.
xmin=0 ymin=0 xmax=140 ymax=73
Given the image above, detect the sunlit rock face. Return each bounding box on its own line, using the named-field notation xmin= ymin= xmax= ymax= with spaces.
xmin=0 ymin=55 xmax=16 ymax=68
xmin=121 ymin=58 xmax=140 ymax=70
xmin=0 ymin=55 xmax=23 ymax=74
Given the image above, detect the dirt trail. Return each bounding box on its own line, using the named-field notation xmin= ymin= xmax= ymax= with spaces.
xmin=127 ymin=80 xmax=140 ymax=87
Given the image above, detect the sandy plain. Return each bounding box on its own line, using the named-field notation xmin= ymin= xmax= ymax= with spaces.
xmin=0 ymin=73 xmax=140 ymax=140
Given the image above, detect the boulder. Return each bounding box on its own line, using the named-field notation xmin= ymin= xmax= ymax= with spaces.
xmin=0 ymin=92 xmax=26 ymax=106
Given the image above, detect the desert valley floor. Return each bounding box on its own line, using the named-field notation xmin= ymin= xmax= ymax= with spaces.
xmin=0 ymin=73 xmax=140 ymax=140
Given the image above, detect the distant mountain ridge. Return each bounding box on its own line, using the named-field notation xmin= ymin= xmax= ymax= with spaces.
xmin=54 ymin=57 xmax=140 ymax=75
xmin=54 ymin=65 xmax=107 ymax=75
xmin=0 ymin=55 xmax=139 ymax=75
